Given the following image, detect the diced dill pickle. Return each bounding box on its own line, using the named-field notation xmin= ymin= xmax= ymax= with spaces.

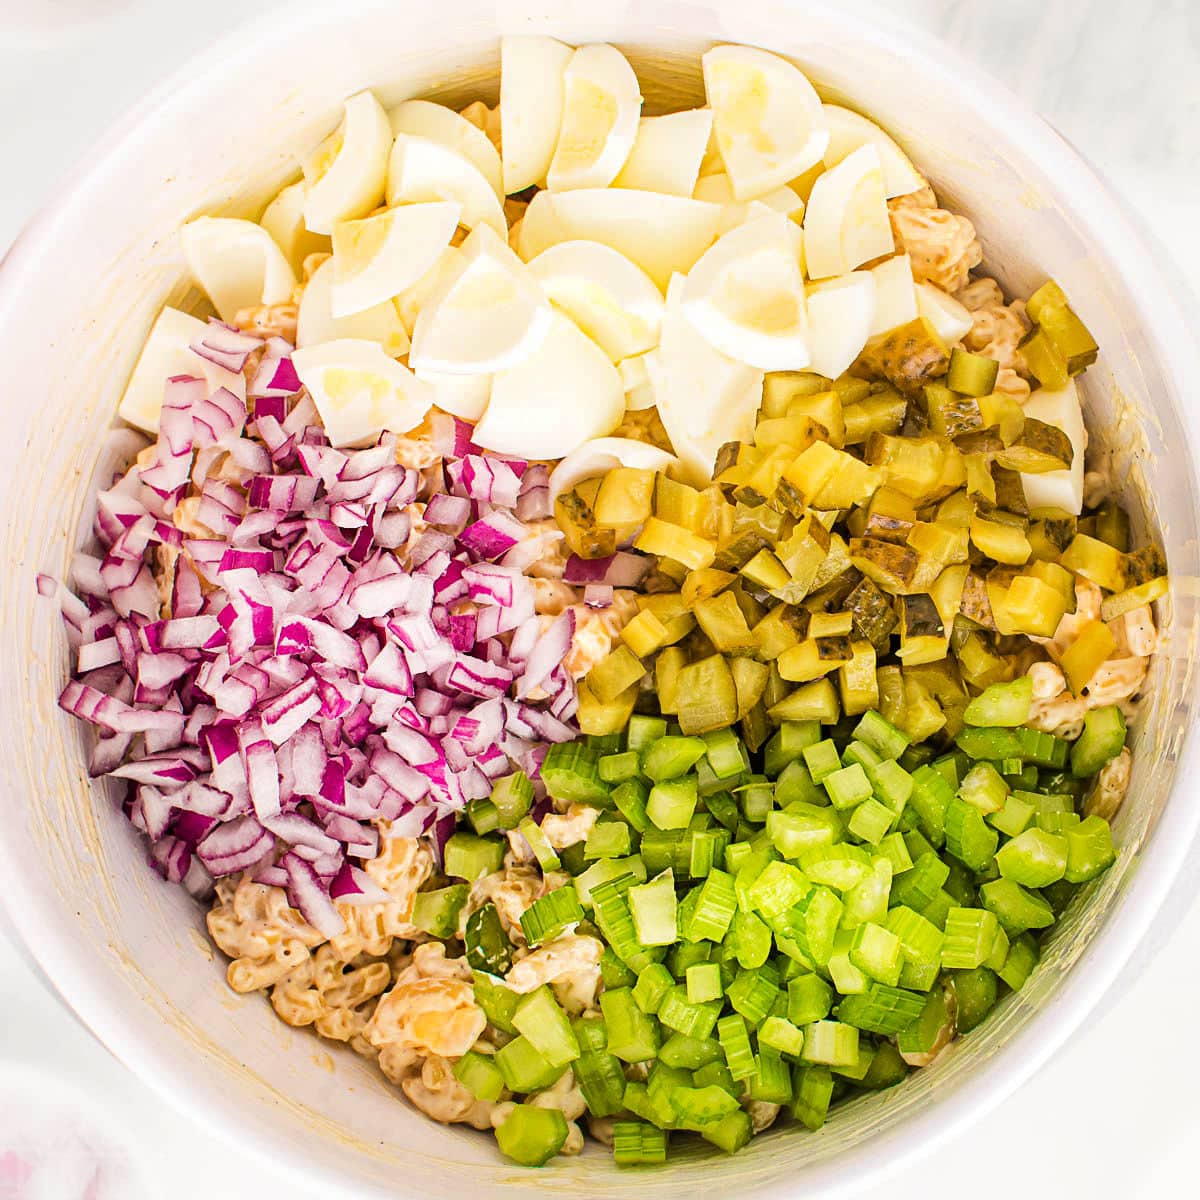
xmin=923 ymin=382 xmax=985 ymax=439
xmin=1060 ymin=620 xmax=1116 ymax=695
xmin=808 ymin=611 xmax=854 ymax=638
xmin=754 ymin=415 xmax=828 ymax=454
xmin=681 ymin=568 xmax=736 ymax=607
xmin=781 ymin=442 xmax=879 ymax=511
xmin=752 ymin=605 xmax=806 ymax=660
xmin=946 ymin=348 xmax=1000 ymax=398
xmin=977 ymin=394 xmax=1025 ymax=446
xmin=959 ymin=570 xmax=997 ymax=630
xmin=900 ymin=674 xmax=946 ymax=742
xmin=785 ymin=391 xmax=845 ymax=447
xmin=810 ymin=532 xmax=856 ymax=594
xmin=656 ymin=646 xmax=687 ymax=714
xmin=778 ymin=636 xmax=854 ymax=683
xmin=762 ymin=371 xmax=833 ymax=418
xmin=1123 ymin=544 xmax=1167 ymax=588
xmin=964 ymin=454 xmax=997 ymax=506
xmin=955 ymin=630 xmax=1010 ymax=688
xmin=556 ymin=484 xmax=617 ymax=559
xmin=621 ymin=609 xmax=670 ymax=658
xmin=955 ymin=428 xmax=1006 ymax=456
xmin=594 ymin=467 xmax=656 ymax=527
xmin=856 ymin=318 xmax=950 ymax=393
xmin=741 ymin=550 xmax=792 ymax=593
xmin=1025 ymin=280 xmax=1070 ymax=325
xmin=831 ymin=374 xmax=873 ymax=405
xmin=908 ymin=521 xmax=969 ymax=574
xmin=969 ymin=514 xmax=1032 ymax=566
xmin=1090 ymin=500 xmax=1131 ymax=553
xmin=864 ymin=435 xmax=946 ymax=502
xmin=736 ymin=446 xmax=796 ymax=508
xmin=937 ymin=490 xmax=974 ymax=530
xmin=863 ymin=487 xmax=918 ymax=543
xmin=838 ymin=641 xmax=879 ymax=716
xmin=676 ymin=655 xmax=740 ymax=735
xmin=1060 ymin=534 xmax=1126 ymax=592
xmin=991 ymin=467 xmax=1029 ymax=517
xmin=772 ymin=516 xmax=832 ymax=601
xmin=1019 ymin=327 xmax=1069 ymax=390
xmin=1036 ymin=303 xmax=1099 ymax=375
xmin=1099 ymin=575 xmax=1169 ymax=621
xmin=1027 ymin=560 xmax=1076 ymax=611
xmin=732 ymin=658 xmax=771 ymax=719
xmin=635 ymin=517 xmax=716 ymax=571
xmin=1002 ymin=575 xmax=1068 ymax=638
xmin=768 ymin=678 xmax=841 ymax=724
xmin=844 ymin=576 xmax=898 ymax=651
xmin=994 ymin=419 xmax=1073 ymax=474
xmin=897 ymin=594 xmax=945 ymax=663
xmin=843 ymin=391 xmax=907 ymax=445
xmin=849 ymin=537 xmax=921 ymax=595
xmin=638 ymin=593 xmax=696 ymax=644
xmin=694 ymin=592 xmax=758 ymax=654
xmin=589 ymin=646 xmax=647 ymax=703
xmin=577 ymin=679 xmax=639 ymax=736
xmin=984 ymin=567 xmax=1023 ymax=636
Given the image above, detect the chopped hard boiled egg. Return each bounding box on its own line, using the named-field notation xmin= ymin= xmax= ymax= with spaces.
xmin=413 ymin=368 xmax=492 ymax=422
xmin=619 ymin=352 xmax=657 ymax=411
xmin=916 ymin=281 xmax=974 ymax=346
xmin=651 ymin=274 xmax=764 ymax=486
xmin=803 ymin=144 xmax=894 ymax=279
xmin=702 ymin=45 xmax=828 ymax=201
xmin=613 ymin=109 xmax=714 ymax=197
xmin=302 ymin=91 xmax=392 ymax=235
xmin=291 ymin=338 xmax=434 ymax=448
xmin=693 ymin=172 xmax=804 ymax=235
xmin=118 ymin=307 xmax=246 ymax=433
xmin=500 ymin=35 xmax=574 ymax=193
xmin=330 ymin=202 xmax=460 ymax=318
xmin=519 ymin=188 xmax=722 ymax=290
xmin=547 ymin=43 xmax=642 ymax=192
xmin=1020 ymin=381 xmax=1087 ymax=515
xmin=549 ymin=437 xmax=678 ymax=500
xmin=179 ymin=217 xmax=297 ymax=323
xmin=386 ymin=135 xmax=507 ymax=235
xmin=822 ymin=104 xmax=925 ymax=199
xmin=409 ymin=223 xmax=553 ymax=374
xmin=393 ymin=246 xmax=464 ymax=338
xmin=296 ymin=258 xmax=410 ymax=357
xmin=868 ymin=254 xmax=919 ymax=336
xmin=474 ymin=311 xmax=624 ymax=458
xmin=805 ymin=272 xmax=876 ymax=378
xmin=527 ymin=239 xmax=664 ymax=361
xmin=388 ymin=99 xmax=503 ymax=198
xmin=259 ymin=181 xmax=331 ymax=273
xmin=680 ymin=212 xmax=809 ymax=371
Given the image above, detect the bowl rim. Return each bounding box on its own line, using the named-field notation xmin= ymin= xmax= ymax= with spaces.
xmin=1 ymin=2 xmax=1198 ymax=1197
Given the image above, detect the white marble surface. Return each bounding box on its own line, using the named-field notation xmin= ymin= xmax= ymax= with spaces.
xmin=0 ymin=2 xmax=1196 ymax=1197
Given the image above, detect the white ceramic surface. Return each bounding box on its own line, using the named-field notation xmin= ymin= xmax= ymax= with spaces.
xmin=0 ymin=2 xmax=1197 ymax=1198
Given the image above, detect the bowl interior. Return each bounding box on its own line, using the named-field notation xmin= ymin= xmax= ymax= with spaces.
xmin=0 ymin=2 xmax=1196 ymax=1197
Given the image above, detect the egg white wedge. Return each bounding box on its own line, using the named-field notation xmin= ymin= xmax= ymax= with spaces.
xmin=296 ymin=258 xmax=410 ymax=357
xmin=519 ymin=188 xmax=721 ymax=290
xmin=179 ymin=217 xmax=296 ymax=323
xmin=613 ymin=109 xmax=713 ymax=197
xmin=260 ymin=181 xmax=331 ymax=274
xmin=393 ymin=246 xmax=464 ymax=337
xmin=413 ymin=368 xmax=492 ymax=422
xmin=330 ymin=202 xmax=460 ymax=318
xmin=386 ymin=135 xmax=507 ymax=235
xmin=822 ymin=104 xmax=925 ymax=199
xmin=547 ymin=44 xmax=642 ymax=192
xmin=549 ymin=437 xmax=678 ymax=500
xmin=474 ymin=311 xmax=624 ymax=459
xmin=619 ymin=352 xmax=657 ymax=411
xmin=652 ymin=274 xmax=764 ymax=486
xmin=527 ymin=240 xmax=664 ymax=361
xmin=805 ymin=272 xmax=876 ymax=379
xmin=388 ymin=99 xmax=503 ymax=198
xmin=118 ymin=307 xmax=247 ymax=434
xmin=1021 ymin=381 xmax=1087 ymax=515
xmin=803 ymin=144 xmax=894 ymax=279
xmin=693 ymin=172 xmax=805 ymax=235
xmin=291 ymin=338 xmax=434 ymax=448
xmin=680 ymin=212 xmax=809 ymax=371
xmin=409 ymin=223 xmax=553 ymax=375
xmin=916 ymin=281 xmax=974 ymax=346
xmin=868 ymin=254 xmax=919 ymax=336
xmin=702 ymin=45 xmax=828 ymax=201
xmin=302 ymin=91 xmax=392 ymax=235
xmin=500 ymin=35 xmax=574 ymax=194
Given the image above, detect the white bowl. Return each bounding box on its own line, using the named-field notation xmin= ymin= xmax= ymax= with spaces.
xmin=0 ymin=2 xmax=1197 ymax=1197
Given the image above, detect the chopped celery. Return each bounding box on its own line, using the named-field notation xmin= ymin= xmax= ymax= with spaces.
xmin=495 ymin=1105 xmax=568 ymax=1167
